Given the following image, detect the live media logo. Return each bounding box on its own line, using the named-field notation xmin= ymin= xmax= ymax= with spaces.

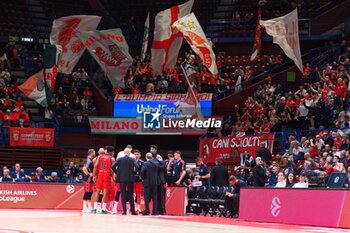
xmin=142 ymin=110 xmax=221 ymax=131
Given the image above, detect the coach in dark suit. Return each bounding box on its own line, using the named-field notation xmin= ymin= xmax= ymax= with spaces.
xmin=156 ymin=154 xmax=167 ymax=215
xmin=210 ymin=158 xmax=229 ymax=187
xmin=112 ymin=148 xmax=138 ymax=215
xmin=141 ymin=153 xmax=161 ymax=215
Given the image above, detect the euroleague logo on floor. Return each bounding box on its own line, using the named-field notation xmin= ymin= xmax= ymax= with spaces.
xmin=66 ymin=185 xmax=75 ymax=194
xmin=270 ymin=197 xmax=281 ymax=217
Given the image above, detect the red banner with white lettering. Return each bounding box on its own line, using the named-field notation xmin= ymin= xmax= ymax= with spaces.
xmin=199 ymin=134 xmax=275 ymax=164
xmin=0 ymin=183 xmax=83 ymax=209
xmin=9 ymin=128 xmax=55 ymax=147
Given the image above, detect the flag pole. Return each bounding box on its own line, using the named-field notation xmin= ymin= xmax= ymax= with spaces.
xmin=42 ymin=68 xmax=50 ymax=108
xmin=180 ymin=64 xmax=199 ymax=106
xmin=180 ymin=64 xmax=204 ymax=120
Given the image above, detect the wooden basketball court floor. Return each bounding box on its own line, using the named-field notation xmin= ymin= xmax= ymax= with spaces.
xmin=0 ymin=209 xmax=349 ymax=233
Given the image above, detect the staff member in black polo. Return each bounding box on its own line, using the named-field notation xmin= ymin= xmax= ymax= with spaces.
xmin=210 ymin=157 xmax=229 ymax=187
xmin=164 ymin=151 xmax=175 ymax=185
xmin=112 ymin=148 xmax=138 ymax=215
xmin=167 ymin=150 xmax=186 ymax=186
xmin=141 ymin=152 xmax=161 ymax=215
xmin=195 ymin=157 xmax=210 ymax=188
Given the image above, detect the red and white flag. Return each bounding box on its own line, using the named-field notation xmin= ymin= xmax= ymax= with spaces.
xmin=77 ymin=29 xmax=133 ymax=87
xmin=151 ymin=0 xmax=194 ymax=76
xmin=173 ymin=13 xmax=218 ymax=74
xmin=260 ymin=8 xmax=303 ymax=72
xmin=250 ymin=7 xmax=262 ymax=61
xmin=50 ymin=15 xmax=101 ymax=74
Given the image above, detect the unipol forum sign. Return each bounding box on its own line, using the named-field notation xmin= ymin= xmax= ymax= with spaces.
xmin=199 ymin=134 xmax=275 ymax=164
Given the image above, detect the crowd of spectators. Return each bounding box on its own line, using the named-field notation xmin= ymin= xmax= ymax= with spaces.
xmin=52 ymin=68 xmax=96 ymax=124
xmin=113 ymin=50 xmax=280 ymax=99
xmin=232 ymin=127 xmax=350 ymax=190
xmin=0 ymin=44 xmax=30 ymax=130
xmin=0 ymin=162 xmax=84 ymax=183
xmin=211 ymin=43 xmax=350 ymax=138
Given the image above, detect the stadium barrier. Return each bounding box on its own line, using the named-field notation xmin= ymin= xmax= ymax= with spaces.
xmin=0 ymin=183 xmax=83 ymax=210
xmin=239 ymin=188 xmax=350 ymax=228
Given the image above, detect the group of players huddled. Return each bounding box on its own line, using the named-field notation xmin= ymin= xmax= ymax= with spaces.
xmin=82 ymin=144 xmax=186 ymax=215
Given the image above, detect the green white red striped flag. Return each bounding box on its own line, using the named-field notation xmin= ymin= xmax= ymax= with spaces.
xmin=19 ymin=45 xmax=61 ymax=107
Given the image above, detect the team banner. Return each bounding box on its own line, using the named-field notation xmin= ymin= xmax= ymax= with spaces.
xmin=114 ymin=93 xmax=212 ymax=101
xmin=0 ymin=183 xmax=83 ymax=210
xmin=151 ymin=0 xmax=194 ymax=75
xmin=89 ymin=117 xmax=140 ymax=134
xmin=10 ymin=128 xmax=55 ymax=147
xmin=77 ymin=28 xmax=133 ymax=87
xmin=50 ymin=15 xmax=101 ymax=74
xmin=173 ymin=13 xmax=218 ymax=74
xmin=199 ymin=134 xmax=275 ymax=164
xmin=260 ymin=8 xmax=303 ymax=72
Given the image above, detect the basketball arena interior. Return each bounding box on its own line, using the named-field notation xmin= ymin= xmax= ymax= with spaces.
xmin=0 ymin=0 xmax=350 ymax=232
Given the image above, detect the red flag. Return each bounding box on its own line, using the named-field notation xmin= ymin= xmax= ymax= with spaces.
xmin=250 ymin=7 xmax=262 ymax=61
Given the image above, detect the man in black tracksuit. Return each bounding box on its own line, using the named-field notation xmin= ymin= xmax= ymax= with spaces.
xmin=252 ymin=157 xmax=266 ymax=187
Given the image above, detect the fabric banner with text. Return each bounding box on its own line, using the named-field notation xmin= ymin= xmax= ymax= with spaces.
xmin=10 ymin=128 xmax=55 ymax=147
xmin=199 ymin=134 xmax=275 ymax=164
xmin=50 ymin=15 xmax=101 ymax=74
xmin=77 ymin=28 xmax=133 ymax=87
xmin=173 ymin=13 xmax=218 ymax=74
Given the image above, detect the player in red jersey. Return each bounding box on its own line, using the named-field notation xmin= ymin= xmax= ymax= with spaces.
xmin=93 ymin=146 xmax=115 ymax=214
xmin=92 ymin=148 xmax=106 ymax=212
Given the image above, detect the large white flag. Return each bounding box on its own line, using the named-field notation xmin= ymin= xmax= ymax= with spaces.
xmin=77 ymin=29 xmax=133 ymax=87
xmin=50 ymin=15 xmax=101 ymax=74
xmin=141 ymin=12 xmax=150 ymax=61
xmin=173 ymin=13 xmax=218 ymax=74
xmin=260 ymin=8 xmax=303 ymax=72
xmin=151 ymin=0 xmax=194 ymax=76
